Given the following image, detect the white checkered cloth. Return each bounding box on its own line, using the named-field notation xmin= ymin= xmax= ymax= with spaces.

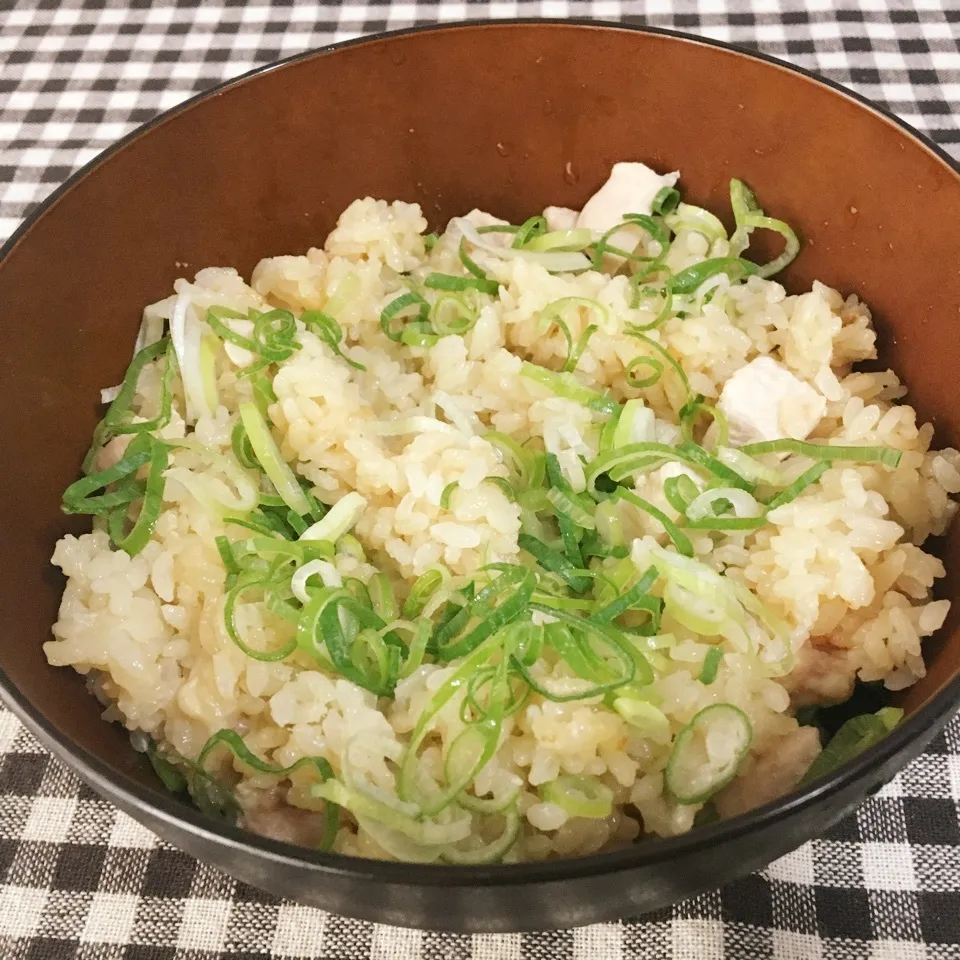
xmin=2 ymin=2 xmax=960 ymax=957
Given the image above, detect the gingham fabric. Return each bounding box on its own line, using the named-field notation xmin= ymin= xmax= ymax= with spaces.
xmin=1 ymin=2 xmax=960 ymax=957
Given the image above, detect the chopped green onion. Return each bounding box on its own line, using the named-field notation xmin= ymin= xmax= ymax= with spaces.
xmin=745 ymin=214 xmax=800 ymax=278
xmin=665 ymin=203 xmax=727 ymax=243
xmin=679 ymin=395 xmax=729 ymax=448
xmin=676 ymin=440 xmax=755 ymax=492
xmin=593 ymin=500 xmax=625 ymax=549
xmin=685 ymin=487 xmax=762 ymax=523
xmin=667 ymin=258 xmax=759 ymax=296
xmin=666 ymin=703 xmax=752 ymax=804
xmin=238 ymin=402 xmax=311 ymax=516
xmin=799 ymin=707 xmax=903 ymax=787
xmin=612 ymin=399 xmax=656 ymax=449
xmin=699 ymin=647 xmax=724 ymax=685
xmin=518 ymin=533 xmax=591 ymax=594
xmin=441 ymin=809 xmax=521 ymax=865
xmin=102 ymin=338 xmax=176 ymax=437
xmin=728 ymin=179 xmax=800 ymax=278
xmin=541 ymin=775 xmax=614 ymax=819
xmin=663 ymin=474 xmax=700 ymax=514
xmin=290 ymin=558 xmax=341 ymax=604
xmin=101 ymin=436 xmax=167 ymax=556
xmin=380 ymin=292 xmax=430 ymax=342
xmin=591 ymin=214 xmax=669 ymax=272
xmin=453 ymin=218 xmax=592 ymax=273
xmin=623 ymin=329 xmax=691 ymax=397
xmin=625 ymin=356 xmax=663 ymax=389
xmin=544 ymin=452 xmax=585 ymax=568
xmin=545 ymin=487 xmax=596 ymax=530
xmin=223 ymin=577 xmax=298 ymax=662
xmin=301 ymin=310 xmax=366 ymax=371
xmin=715 ymin=446 xmax=782 ymax=485
xmin=652 ymin=186 xmax=681 ymax=216
xmin=432 ymin=565 xmax=536 ymax=661
xmin=739 ymin=438 xmax=902 ymax=468
xmin=147 ymin=741 xmax=188 ymax=793
xmin=424 ymin=272 xmax=499 ymax=296
xmin=613 ymin=488 xmax=694 ymax=557
xmin=536 ymin=298 xmax=608 ymax=373
xmin=458 ymin=239 xmax=489 ymax=280
xmin=612 ymin=698 xmax=672 ymax=741
xmin=367 ymin=572 xmax=397 ymax=623
xmin=517 ymin=607 xmax=641 ymax=700
xmin=440 ymin=481 xmax=459 ymax=510
xmin=430 ymin=292 xmax=479 ymax=337
xmin=196 ymin=729 xmax=338 ymax=849
xmin=525 ymin=228 xmax=594 ymax=252
xmin=512 ymin=215 xmax=548 ymax=248
xmin=764 ymin=461 xmax=831 ymax=510
xmin=485 ymin=431 xmax=537 ymax=487
xmin=300 ymin=588 xmax=401 ymax=695
xmin=402 ymin=567 xmax=447 ymax=619
xmin=300 ymin=492 xmax=366 ymax=543
xmin=590 ymin=565 xmax=661 ymax=629
xmin=520 ymin=362 xmax=619 ymax=415
xmin=252 ymin=309 xmax=302 ymax=363
xmin=165 ymin=438 xmax=260 ymax=517
xmin=399 ymin=632 xmax=514 ymax=814
xmin=63 ymin=441 xmax=151 ymax=517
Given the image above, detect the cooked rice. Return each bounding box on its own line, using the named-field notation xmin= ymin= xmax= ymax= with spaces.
xmin=45 ymin=188 xmax=957 ymax=862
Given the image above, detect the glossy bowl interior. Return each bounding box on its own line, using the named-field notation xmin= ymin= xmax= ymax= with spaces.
xmin=1 ymin=21 xmax=959 ymax=932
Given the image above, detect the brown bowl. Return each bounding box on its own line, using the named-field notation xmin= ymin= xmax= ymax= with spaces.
xmin=1 ymin=21 xmax=958 ymax=932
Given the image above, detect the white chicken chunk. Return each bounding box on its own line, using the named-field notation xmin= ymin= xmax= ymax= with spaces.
xmin=717 ymin=356 xmax=826 ymax=447
xmin=543 ymin=206 xmax=579 ymax=232
xmin=577 ymin=162 xmax=680 ymax=253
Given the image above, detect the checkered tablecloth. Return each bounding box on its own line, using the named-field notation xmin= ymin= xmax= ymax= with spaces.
xmin=2 ymin=2 xmax=960 ymax=957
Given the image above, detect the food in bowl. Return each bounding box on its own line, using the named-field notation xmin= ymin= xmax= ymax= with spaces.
xmin=46 ymin=162 xmax=958 ymax=864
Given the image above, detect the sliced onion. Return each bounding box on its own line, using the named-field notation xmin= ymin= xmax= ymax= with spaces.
xmin=451 ymin=218 xmax=592 ymax=273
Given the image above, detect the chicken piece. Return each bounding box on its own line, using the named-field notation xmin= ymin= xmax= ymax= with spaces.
xmin=543 ymin=206 xmax=579 ymax=232
xmin=782 ymin=640 xmax=856 ymax=707
xmin=717 ymin=356 xmax=826 ymax=447
xmin=577 ymin=162 xmax=680 ymax=254
xmin=239 ymin=785 xmax=331 ymax=847
xmin=715 ymin=724 xmax=821 ymax=818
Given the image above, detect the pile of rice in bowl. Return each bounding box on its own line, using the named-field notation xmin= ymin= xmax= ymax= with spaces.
xmin=46 ymin=163 xmax=958 ymax=863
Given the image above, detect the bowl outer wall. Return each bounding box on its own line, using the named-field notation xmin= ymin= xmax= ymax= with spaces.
xmin=0 ymin=20 xmax=959 ymax=931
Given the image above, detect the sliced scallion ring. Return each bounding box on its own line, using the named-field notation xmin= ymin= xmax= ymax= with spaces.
xmin=541 ymin=775 xmax=614 ymax=819
xmin=665 ymin=703 xmax=753 ymax=804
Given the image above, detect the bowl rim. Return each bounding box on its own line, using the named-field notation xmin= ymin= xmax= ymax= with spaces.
xmin=2 ymin=17 xmax=959 ymax=888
